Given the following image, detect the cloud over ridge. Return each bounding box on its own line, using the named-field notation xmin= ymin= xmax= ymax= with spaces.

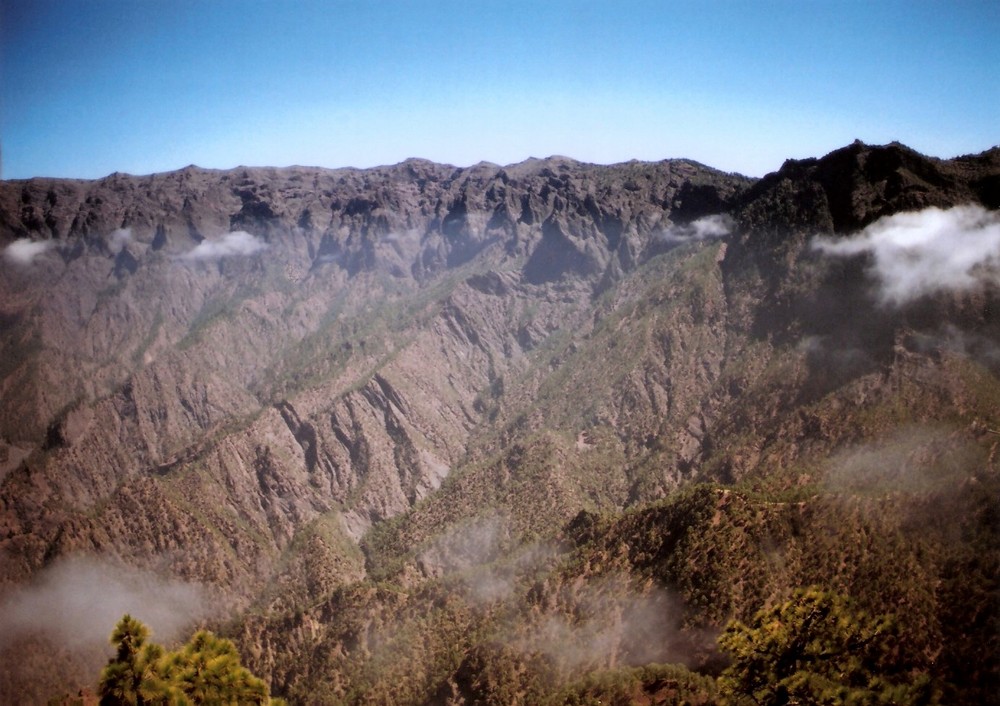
xmin=812 ymin=204 xmax=1000 ymax=305
xmin=0 ymin=555 xmax=212 ymax=651
xmin=3 ymin=238 xmax=56 ymax=265
xmin=659 ymin=214 xmax=734 ymax=243
xmin=179 ymin=230 xmax=267 ymax=261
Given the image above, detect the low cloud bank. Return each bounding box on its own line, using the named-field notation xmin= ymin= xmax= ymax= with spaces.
xmin=179 ymin=231 xmax=267 ymax=261
xmin=0 ymin=555 xmax=213 ymax=651
xmin=812 ymin=204 xmax=1000 ymax=305
xmin=659 ymin=214 xmax=734 ymax=243
xmin=3 ymin=238 xmax=56 ymax=265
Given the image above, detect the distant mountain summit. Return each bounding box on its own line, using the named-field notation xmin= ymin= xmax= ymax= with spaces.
xmin=1 ymin=143 xmax=998 ymax=703
xmin=745 ymin=140 xmax=1000 ymax=232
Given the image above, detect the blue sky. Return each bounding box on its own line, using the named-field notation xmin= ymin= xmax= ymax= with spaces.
xmin=1 ymin=0 xmax=997 ymax=180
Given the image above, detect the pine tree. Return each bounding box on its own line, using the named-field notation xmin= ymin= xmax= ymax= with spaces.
xmin=98 ymin=615 xmax=283 ymax=706
xmin=98 ymin=615 xmax=157 ymax=706
xmin=160 ymin=631 xmax=268 ymax=705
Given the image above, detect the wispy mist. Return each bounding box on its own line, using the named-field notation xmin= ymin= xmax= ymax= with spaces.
xmin=908 ymin=324 xmax=1000 ymax=367
xmin=417 ymin=515 xmax=507 ymax=580
xmin=516 ymin=574 xmax=697 ymax=672
xmin=107 ymin=227 xmax=133 ymax=254
xmin=464 ymin=542 xmax=559 ymax=606
xmin=812 ymin=204 xmax=1000 ymax=305
xmin=3 ymin=238 xmax=56 ymax=265
xmin=823 ymin=425 xmax=982 ymax=496
xmin=659 ymin=214 xmax=734 ymax=243
xmin=179 ymin=230 xmax=267 ymax=261
xmin=380 ymin=230 xmax=421 ymax=256
xmin=0 ymin=555 xmax=213 ymax=651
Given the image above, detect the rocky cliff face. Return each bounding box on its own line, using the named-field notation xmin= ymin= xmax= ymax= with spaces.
xmin=1 ymin=143 xmax=998 ymax=702
xmin=0 ymin=155 xmax=750 ymax=583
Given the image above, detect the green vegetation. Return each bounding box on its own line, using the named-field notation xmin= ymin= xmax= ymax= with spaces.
xmin=178 ymin=286 xmax=257 ymax=350
xmin=718 ymin=587 xmax=939 ymax=705
xmin=550 ymin=663 xmax=718 ymax=705
xmin=97 ymin=615 xmax=285 ymax=706
xmin=256 ymin=261 xmax=488 ymax=402
xmin=319 ymin=458 xmax=996 ymax=706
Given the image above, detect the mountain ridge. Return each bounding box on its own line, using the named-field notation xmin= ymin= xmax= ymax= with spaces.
xmin=1 ymin=141 xmax=998 ymax=703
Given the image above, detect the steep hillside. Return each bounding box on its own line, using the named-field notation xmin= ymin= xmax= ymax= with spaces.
xmin=1 ymin=142 xmax=998 ymax=703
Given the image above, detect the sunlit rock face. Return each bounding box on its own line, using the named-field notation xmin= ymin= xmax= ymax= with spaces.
xmin=1 ymin=142 xmax=998 ymax=702
xmin=0 ymin=156 xmax=751 ymax=568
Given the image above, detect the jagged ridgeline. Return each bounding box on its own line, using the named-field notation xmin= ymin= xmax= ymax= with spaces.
xmin=1 ymin=142 xmax=998 ymax=704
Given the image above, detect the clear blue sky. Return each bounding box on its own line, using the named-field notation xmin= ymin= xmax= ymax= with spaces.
xmin=1 ymin=0 xmax=997 ymax=180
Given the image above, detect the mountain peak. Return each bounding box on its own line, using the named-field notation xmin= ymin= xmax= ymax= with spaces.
xmin=747 ymin=140 xmax=996 ymax=234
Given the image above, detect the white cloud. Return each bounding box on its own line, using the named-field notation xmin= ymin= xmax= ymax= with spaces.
xmin=179 ymin=230 xmax=267 ymax=261
xmin=3 ymin=238 xmax=55 ymax=265
xmin=660 ymin=214 xmax=734 ymax=243
xmin=812 ymin=204 xmax=1000 ymax=306
xmin=108 ymin=227 xmax=132 ymax=254
xmin=0 ymin=555 xmax=213 ymax=651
